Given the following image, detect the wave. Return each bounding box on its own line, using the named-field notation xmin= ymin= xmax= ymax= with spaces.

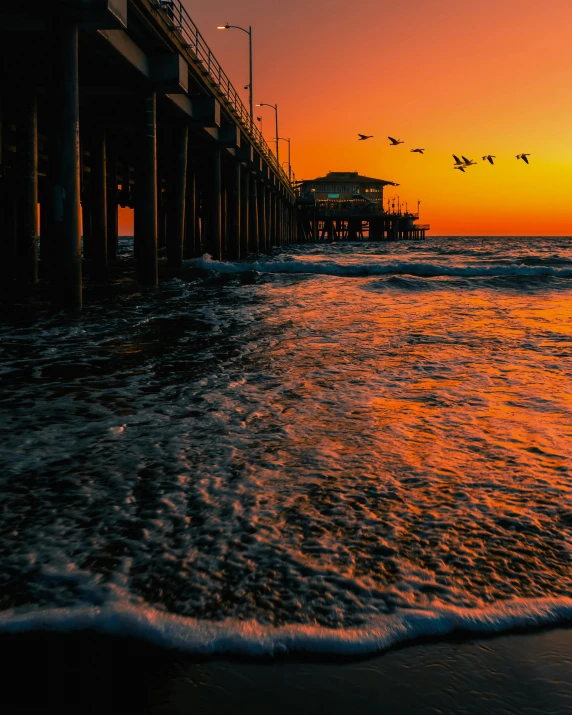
xmin=185 ymin=255 xmax=572 ymax=280
xmin=2 ymin=598 xmax=572 ymax=657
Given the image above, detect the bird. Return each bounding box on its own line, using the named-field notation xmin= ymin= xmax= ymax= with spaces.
xmin=358 ymin=134 xmax=374 ymax=140
xmin=482 ymin=155 xmax=495 ymax=164
xmin=454 ymin=165 xmax=466 ymax=173
xmin=517 ymin=153 xmax=531 ymax=164
xmin=462 ymin=156 xmax=477 ymax=166
xmin=411 ymin=148 xmax=424 ymax=154
xmin=453 ymin=154 xmax=464 ymax=166
xmin=388 ymin=136 xmax=404 ymax=145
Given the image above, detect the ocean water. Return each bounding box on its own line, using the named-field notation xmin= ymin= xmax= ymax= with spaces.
xmin=1 ymin=236 xmax=572 ymax=656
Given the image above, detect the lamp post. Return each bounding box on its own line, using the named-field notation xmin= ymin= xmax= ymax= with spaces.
xmin=217 ymin=23 xmax=253 ymax=121
xmin=278 ymin=137 xmax=291 ymax=182
xmin=256 ymin=102 xmax=279 ymax=166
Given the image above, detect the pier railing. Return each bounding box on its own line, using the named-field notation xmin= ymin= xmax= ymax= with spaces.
xmin=152 ymin=0 xmax=291 ymax=189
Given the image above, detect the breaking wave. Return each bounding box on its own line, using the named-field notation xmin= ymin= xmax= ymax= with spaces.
xmin=186 ymin=255 xmax=572 ymax=279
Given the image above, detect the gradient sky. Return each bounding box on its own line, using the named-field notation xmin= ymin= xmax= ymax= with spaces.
xmin=122 ymin=0 xmax=572 ymax=235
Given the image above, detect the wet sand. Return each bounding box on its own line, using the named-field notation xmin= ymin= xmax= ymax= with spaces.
xmin=2 ymin=627 xmax=572 ymax=714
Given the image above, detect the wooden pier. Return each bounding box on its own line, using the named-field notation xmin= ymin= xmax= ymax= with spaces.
xmin=297 ymin=172 xmax=429 ymax=242
xmin=0 ymin=0 xmax=298 ymax=308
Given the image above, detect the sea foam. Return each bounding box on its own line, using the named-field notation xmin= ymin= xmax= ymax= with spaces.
xmin=2 ymin=599 xmax=572 ymax=657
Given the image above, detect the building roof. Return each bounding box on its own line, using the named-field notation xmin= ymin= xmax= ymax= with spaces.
xmin=300 ymin=171 xmax=397 ymax=186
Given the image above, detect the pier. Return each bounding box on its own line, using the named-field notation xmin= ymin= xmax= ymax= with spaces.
xmin=0 ymin=3 xmax=430 ymax=310
xmin=0 ymin=0 xmax=298 ymax=308
xmin=297 ymin=172 xmax=429 ymax=241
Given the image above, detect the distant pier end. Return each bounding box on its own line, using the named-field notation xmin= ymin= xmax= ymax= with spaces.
xmin=296 ymin=172 xmax=429 ymax=241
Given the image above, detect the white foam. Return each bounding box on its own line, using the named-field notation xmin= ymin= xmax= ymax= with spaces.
xmin=1 ymin=599 xmax=572 ymax=656
xmin=185 ymin=255 xmax=572 ymax=279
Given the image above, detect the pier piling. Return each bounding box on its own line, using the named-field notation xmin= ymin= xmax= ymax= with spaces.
xmin=50 ymin=20 xmax=82 ymax=307
xmin=91 ymin=126 xmax=108 ymax=277
xmin=16 ymin=92 xmax=38 ymax=286
xmin=167 ymin=125 xmax=188 ymax=270
xmin=137 ymin=93 xmax=158 ymax=285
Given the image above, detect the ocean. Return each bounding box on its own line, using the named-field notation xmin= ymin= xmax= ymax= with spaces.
xmin=1 ymin=236 xmax=572 ymax=656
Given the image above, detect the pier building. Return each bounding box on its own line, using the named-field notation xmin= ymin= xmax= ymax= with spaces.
xmin=297 ymin=171 xmax=429 ymax=241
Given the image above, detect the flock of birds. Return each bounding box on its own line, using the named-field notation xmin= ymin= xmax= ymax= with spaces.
xmin=357 ymin=134 xmax=531 ymax=171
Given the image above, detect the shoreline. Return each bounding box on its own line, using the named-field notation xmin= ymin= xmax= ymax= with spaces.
xmin=2 ymin=626 xmax=572 ymax=714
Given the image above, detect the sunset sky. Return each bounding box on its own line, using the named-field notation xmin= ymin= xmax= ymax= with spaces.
xmin=123 ymin=0 xmax=572 ymax=236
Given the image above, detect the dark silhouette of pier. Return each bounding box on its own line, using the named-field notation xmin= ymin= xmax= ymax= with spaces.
xmin=0 ymin=1 xmax=429 ymax=310
xmin=0 ymin=0 xmax=298 ymax=308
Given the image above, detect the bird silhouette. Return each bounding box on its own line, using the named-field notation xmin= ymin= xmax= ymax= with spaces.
xmin=482 ymin=155 xmax=495 ymax=164
xmin=388 ymin=137 xmax=404 ymax=145
xmin=358 ymin=134 xmax=374 ymax=141
xmin=454 ymin=165 xmax=466 ymax=173
xmin=453 ymin=154 xmax=464 ymax=166
xmin=462 ymin=156 xmax=477 ymax=166
xmin=517 ymin=153 xmax=530 ymax=164
xmin=411 ymin=148 xmax=424 ymax=154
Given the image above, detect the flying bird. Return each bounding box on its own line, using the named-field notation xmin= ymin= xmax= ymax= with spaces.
xmin=482 ymin=155 xmax=495 ymax=164
xmin=462 ymin=156 xmax=477 ymax=166
xmin=517 ymin=153 xmax=530 ymax=164
xmin=411 ymin=148 xmax=424 ymax=154
xmin=358 ymin=134 xmax=374 ymax=141
xmin=454 ymin=165 xmax=466 ymax=173
xmin=453 ymin=154 xmax=464 ymax=166
xmin=388 ymin=137 xmax=404 ymax=145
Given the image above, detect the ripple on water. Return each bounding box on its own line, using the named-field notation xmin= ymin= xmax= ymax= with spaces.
xmin=1 ymin=237 xmax=572 ymax=647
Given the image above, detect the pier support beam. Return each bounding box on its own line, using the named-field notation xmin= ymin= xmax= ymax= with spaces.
xmin=272 ymin=191 xmax=277 ymax=247
xmin=249 ymin=176 xmax=259 ymax=253
xmin=183 ymin=159 xmax=196 ymax=259
xmin=265 ymin=187 xmax=271 ymax=249
xmin=17 ymin=92 xmax=39 ymax=285
xmin=167 ymin=125 xmax=187 ymax=269
xmin=240 ymin=165 xmax=249 ymax=257
xmin=208 ymin=145 xmax=222 ymax=260
xmin=258 ymin=181 xmax=266 ymax=252
xmin=91 ymin=126 xmax=108 ymax=277
xmin=107 ymin=144 xmax=118 ymax=261
xmin=137 ymin=93 xmax=158 ymax=285
xmin=228 ymin=160 xmax=241 ymax=260
xmin=50 ymin=21 xmax=82 ymax=307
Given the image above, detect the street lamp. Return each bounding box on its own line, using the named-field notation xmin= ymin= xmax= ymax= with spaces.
xmin=217 ymin=23 xmax=253 ymax=120
xmin=256 ymin=102 xmax=279 ymax=166
xmin=277 ymin=137 xmax=291 ymax=182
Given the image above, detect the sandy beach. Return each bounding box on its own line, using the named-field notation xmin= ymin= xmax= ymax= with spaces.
xmin=2 ymin=627 xmax=571 ymax=714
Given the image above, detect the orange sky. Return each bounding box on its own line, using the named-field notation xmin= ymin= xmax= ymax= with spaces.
xmin=121 ymin=0 xmax=572 ymax=236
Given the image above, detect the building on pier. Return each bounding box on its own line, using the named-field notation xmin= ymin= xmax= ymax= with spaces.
xmin=297 ymin=171 xmax=429 ymax=241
